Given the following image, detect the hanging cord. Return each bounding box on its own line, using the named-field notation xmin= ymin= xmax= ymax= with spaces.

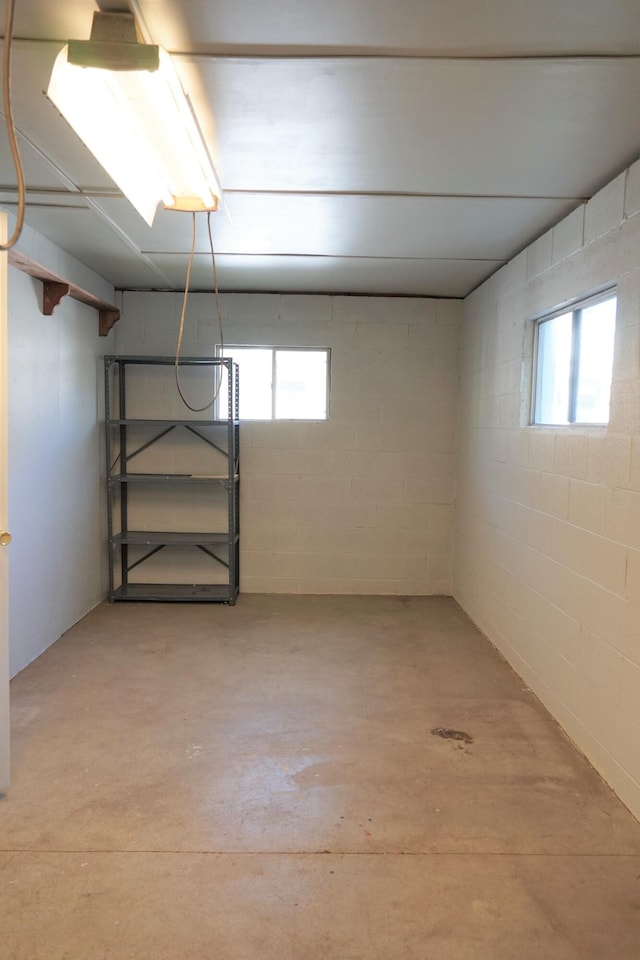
xmin=0 ymin=0 xmax=26 ymax=250
xmin=174 ymin=210 xmax=226 ymax=412
xmin=207 ymin=208 xmax=225 ymax=361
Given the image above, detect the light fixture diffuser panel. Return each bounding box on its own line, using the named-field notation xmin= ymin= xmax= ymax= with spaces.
xmin=47 ymin=42 xmax=222 ymax=225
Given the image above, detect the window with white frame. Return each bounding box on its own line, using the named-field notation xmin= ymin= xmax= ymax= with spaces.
xmin=533 ymin=290 xmax=617 ymax=426
xmin=217 ymin=345 xmax=330 ymax=420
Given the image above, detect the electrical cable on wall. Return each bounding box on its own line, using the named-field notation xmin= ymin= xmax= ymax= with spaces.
xmin=0 ymin=0 xmax=26 ymax=250
xmin=174 ymin=210 xmax=226 ymax=412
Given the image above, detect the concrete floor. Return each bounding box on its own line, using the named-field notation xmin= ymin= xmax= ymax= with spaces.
xmin=2 ymin=595 xmax=640 ymax=959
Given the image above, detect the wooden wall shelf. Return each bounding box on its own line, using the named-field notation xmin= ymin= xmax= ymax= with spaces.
xmin=8 ymin=249 xmax=120 ymax=337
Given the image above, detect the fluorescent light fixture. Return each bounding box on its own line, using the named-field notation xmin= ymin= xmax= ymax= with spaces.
xmin=47 ymin=12 xmax=222 ymax=226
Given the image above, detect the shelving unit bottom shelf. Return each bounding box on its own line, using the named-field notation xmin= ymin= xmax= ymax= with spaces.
xmin=112 ymin=583 xmax=237 ymax=603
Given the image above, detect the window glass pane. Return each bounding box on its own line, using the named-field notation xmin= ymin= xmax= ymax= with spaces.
xmin=219 ymin=347 xmax=273 ymax=420
xmin=275 ymin=350 xmax=328 ymax=419
xmin=574 ymin=297 xmax=616 ymax=424
xmin=535 ymin=312 xmax=573 ymax=425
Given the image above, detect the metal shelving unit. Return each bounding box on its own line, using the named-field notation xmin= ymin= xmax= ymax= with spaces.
xmin=105 ymin=356 xmax=239 ymax=603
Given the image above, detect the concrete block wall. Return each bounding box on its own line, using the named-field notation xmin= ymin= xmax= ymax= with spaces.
xmin=116 ymin=292 xmax=461 ymax=595
xmin=454 ymin=160 xmax=640 ymax=819
xmin=7 ymin=218 xmax=115 ymax=676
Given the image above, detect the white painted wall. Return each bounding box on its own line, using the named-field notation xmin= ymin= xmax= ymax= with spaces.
xmin=7 ymin=219 xmax=115 ymax=677
xmin=0 ymin=213 xmax=10 ymax=789
xmin=116 ymin=292 xmax=461 ymax=594
xmin=454 ymin=161 xmax=640 ymax=819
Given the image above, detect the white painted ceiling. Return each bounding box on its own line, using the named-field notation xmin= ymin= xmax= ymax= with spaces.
xmin=2 ymin=0 xmax=640 ymax=296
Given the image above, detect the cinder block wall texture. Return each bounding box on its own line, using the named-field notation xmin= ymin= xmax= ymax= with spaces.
xmin=454 ymin=161 xmax=640 ymax=820
xmin=116 ymin=293 xmax=461 ymax=595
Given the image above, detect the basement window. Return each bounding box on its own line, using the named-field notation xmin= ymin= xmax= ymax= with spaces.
xmin=217 ymin=345 xmax=330 ymax=420
xmin=532 ymin=290 xmax=617 ymax=426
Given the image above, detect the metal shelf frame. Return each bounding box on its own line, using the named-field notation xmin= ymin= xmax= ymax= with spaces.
xmin=105 ymin=356 xmax=240 ymax=603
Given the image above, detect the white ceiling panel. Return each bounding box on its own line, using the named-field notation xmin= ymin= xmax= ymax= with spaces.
xmin=189 ymin=56 xmax=640 ymax=197
xmin=0 ymin=132 xmax=75 ymax=193
xmin=103 ymin=193 xmax=575 ymax=261
xmin=135 ymin=0 xmax=640 ymax=57
xmin=13 ymin=0 xmax=97 ymax=42
xmin=207 ymin=194 xmax=576 ymax=260
xmin=14 ymin=203 xmax=174 ymax=288
xmin=149 ymin=253 xmax=500 ymax=297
